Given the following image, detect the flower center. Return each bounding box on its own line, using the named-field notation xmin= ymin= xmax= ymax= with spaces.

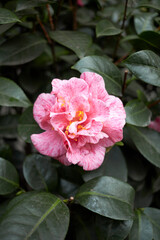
xmin=64 ymin=111 xmax=85 ymax=138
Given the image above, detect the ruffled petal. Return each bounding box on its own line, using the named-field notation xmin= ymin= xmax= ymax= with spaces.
xmin=67 ymin=142 xmax=106 ymax=170
xmin=102 ymin=95 xmax=126 ymax=146
xmin=31 ymin=130 xmax=66 ymax=159
xmin=52 ymin=77 xmax=89 ymax=101
xmin=80 ymin=72 xmax=108 ymax=102
xmin=33 ymin=93 xmax=56 ymax=130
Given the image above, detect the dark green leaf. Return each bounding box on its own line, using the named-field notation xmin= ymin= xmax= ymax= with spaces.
xmin=128 ymin=125 xmax=160 ymax=168
xmin=139 ymin=31 xmax=160 ymax=50
xmin=83 ymin=146 xmax=128 ymax=182
xmin=75 ymin=176 xmax=135 ymax=220
xmin=50 ymin=30 xmax=92 ymax=59
xmin=0 ymin=77 xmax=31 ymax=107
xmin=16 ymin=0 xmax=53 ymax=11
xmin=23 ymin=154 xmax=58 ymax=191
xmin=0 ymin=157 xmax=19 ymax=195
xmin=134 ymin=12 xmax=157 ymax=34
xmin=72 ymin=55 xmax=122 ymax=96
xmin=74 ymin=207 xmax=133 ymax=240
xmin=125 ymin=99 xmax=152 ymax=127
xmin=137 ymin=3 xmax=160 ymax=11
xmin=0 ymin=8 xmax=20 ymax=24
xmin=18 ymin=106 xmax=42 ymax=143
xmin=0 ymin=114 xmax=19 ymax=138
xmin=0 ymin=23 xmax=15 ymax=34
xmin=129 ymin=208 xmax=160 ymax=240
xmin=0 ymin=192 xmax=70 ymax=240
xmin=123 ymin=50 xmax=160 ymax=87
xmin=0 ymin=33 xmax=46 ymax=66
xmin=96 ymin=19 xmax=122 ymax=37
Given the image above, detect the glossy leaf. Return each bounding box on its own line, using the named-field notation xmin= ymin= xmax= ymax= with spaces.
xmin=0 ymin=157 xmax=19 ymax=195
xmin=16 ymin=0 xmax=53 ymax=11
xmin=74 ymin=207 xmax=133 ymax=240
xmin=96 ymin=19 xmax=122 ymax=37
xmin=83 ymin=146 xmax=128 ymax=182
xmin=129 ymin=208 xmax=160 ymax=240
xmin=0 ymin=192 xmax=70 ymax=240
xmin=73 ymin=55 xmax=122 ymax=96
xmin=128 ymin=125 xmax=160 ymax=168
xmin=139 ymin=31 xmax=160 ymax=50
xmin=50 ymin=30 xmax=92 ymax=58
xmin=125 ymin=99 xmax=152 ymax=127
xmin=124 ymin=50 xmax=160 ymax=87
xmin=0 ymin=8 xmax=20 ymax=24
xmin=75 ymin=176 xmax=135 ymax=220
xmin=18 ymin=106 xmax=42 ymax=143
xmin=0 ymin=77 xmax=31 ymax=107
xmin=134 ymin=12 xmax=157 ymax=34
xmin=0 ymin=33 xmax=46 ymax=66
xmin=23 ymin=154 xmax=58 ymax=191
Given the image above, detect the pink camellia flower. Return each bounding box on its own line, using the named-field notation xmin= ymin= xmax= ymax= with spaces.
xmin=31 ymin=72 xmax=126 ymax=171
xmin=77 ymin=0 xmax=84 ymax=7
xmin=149 ymin=116 xmax=160 ymax=133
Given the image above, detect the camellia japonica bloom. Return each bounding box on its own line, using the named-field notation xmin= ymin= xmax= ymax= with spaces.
xmin=31 ymin=72 xmax=126 ymax=171
xmin=149 ymin=116 xmax=160 ymax=133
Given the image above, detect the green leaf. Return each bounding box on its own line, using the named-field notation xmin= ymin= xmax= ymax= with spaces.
xmin=0 ymin=157 xmax=19 ymax=195
xmin=129 ymin=208 xmax=160 ymax=240
xmin=137 ymin=3 xmax=160 ymax=11
xmin=23 ymin=154 xmax=58 ymax=191
xmin=16 ymin=0 xmax=52 ymax=11
xmin=128 ymin=125 xmax=160 ymax=168
xmin=83 ymin=146 xmax=128 ymax=182
xmin=72 ymin=55 xmax=122 ymax=96
xmin=134 ymin=12 xmax=157 ymax=34
xmin=0 ymin=33 xmax=46 ymax=66
xmin=50 ymin=30 xmax=92 ymax=59
xmin=0 ymin=8 xmax=20 ymax=24
xmin=139 ymin=31 xmax=160 ymax=50
xmin=74 ymin=208 xmax=133 ymax=240
xmin=123 ymin=50 xmax=160 ymax=87
xmin=96 ymin=19 xmax=122 ymax=37
xmin=125 ymin=99 xmax=152 ymax=127
xmin=0 ymin=192 xmax=70 ymax=240
xmin=0 ymin=114 xmax=19 ymax=138
xmin=75 ymin=176 xmax=135 ymax=220
xmin=18 ymin=106 xmax=42 ymax=143
xmin=0 ymin=77 xmax=31 ymax=107
xmin=0 ymin=23 xmax=15 ymax=34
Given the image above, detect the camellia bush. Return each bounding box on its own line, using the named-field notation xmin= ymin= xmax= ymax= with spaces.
xmin=0 ymin=0 xmax=160 ymax=239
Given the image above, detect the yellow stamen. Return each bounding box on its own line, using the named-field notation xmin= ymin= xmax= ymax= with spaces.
xmin=76 ymin=111 xmax=84 ymax=121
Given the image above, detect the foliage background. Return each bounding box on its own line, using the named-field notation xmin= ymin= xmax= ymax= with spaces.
xmin=0 ymin=0 xmax=160 ymax=239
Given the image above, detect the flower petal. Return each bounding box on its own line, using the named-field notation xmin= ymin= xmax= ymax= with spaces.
xmin=80 ymin=72 xmax=108 ymax=102
xmin=33 ymin=93 xmax=56 ymax=130
xmin=67 ymin=142 xmax=106 ymax=170
xmin=31 ymin=130 xmax=66 ymax=160
xmin=149 ymin=116 xmax=160 ymax=132
xmin=102 ymin=95 xmax=126 ymax=146
xmin=52 ymin=77 xmax=89 ymax=101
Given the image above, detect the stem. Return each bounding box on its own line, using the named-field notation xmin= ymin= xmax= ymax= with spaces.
xmin=121 ymin=0 xmax=129 ymax=30
xmin=113 ymin=0 xmax=128 ymax=59
xmin=54 ymin=0 xmax=63 ymax=29
xmin=46 ymin=4 xmax=54 ymax=30
xmin=69 ymin=0 xmax=77 ymax=30
xmin=122 ymin=70 xmax=128 ymax=95
xmin=114 ymin=53 xmax=129 ymax=65
xmin=36 ymin=15 xmax=52 ymax=44
xmin=148 ymin=99 xmax=160 ymax=108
